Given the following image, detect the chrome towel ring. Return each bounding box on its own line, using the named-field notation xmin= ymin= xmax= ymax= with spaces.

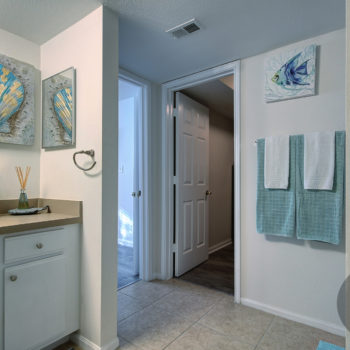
xmin=73 ymin=149 xmax=97 ymax=171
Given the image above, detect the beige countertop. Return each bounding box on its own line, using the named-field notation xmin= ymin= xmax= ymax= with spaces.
xmin=0 ymin=199 xmax=82 ymax=235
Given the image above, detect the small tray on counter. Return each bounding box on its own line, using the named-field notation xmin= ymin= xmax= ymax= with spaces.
xmin=8 ymin=206 xmax=50 ymax=215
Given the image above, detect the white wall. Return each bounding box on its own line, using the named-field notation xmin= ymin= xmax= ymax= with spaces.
xmin=209 ymin=111 xmax=233 ymax=250
xmin=241 ymin=29 xmax=346 ymax=334
xmin=40 ymin=7 xmax=118 ymax=348
xmin=0 ymin=28 xmax=41 ymax=199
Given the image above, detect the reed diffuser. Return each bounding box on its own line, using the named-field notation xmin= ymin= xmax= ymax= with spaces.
xmin=15 ymin=166 xmax=31 ymax=209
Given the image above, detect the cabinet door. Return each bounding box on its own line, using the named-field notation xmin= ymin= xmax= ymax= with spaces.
xmin=4 ymin=255 xmax=66 ymax=350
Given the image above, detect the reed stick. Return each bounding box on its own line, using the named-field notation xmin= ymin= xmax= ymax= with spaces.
xmin=15 ymin=166 xmax=31 ymax=191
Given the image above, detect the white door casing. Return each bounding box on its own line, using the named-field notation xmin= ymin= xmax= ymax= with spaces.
xmin=175 ymin=92 xmax=210 ymax=276
xmin=161 ymin=61 xmax=241 ymax=302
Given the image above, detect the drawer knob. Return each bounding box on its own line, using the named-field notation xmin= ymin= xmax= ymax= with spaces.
xmin=10 ymin=275 xmax=17 ymax=282
xmin=36 ymin=243 xmax=43 ymax=249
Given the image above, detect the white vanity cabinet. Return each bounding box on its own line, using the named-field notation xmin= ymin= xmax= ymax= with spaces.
xmin=0 ymin=224 xmax=80 ymax=350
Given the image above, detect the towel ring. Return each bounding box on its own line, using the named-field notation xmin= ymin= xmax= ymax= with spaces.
xmin=73 ymin=149 xmax=97 ymax=171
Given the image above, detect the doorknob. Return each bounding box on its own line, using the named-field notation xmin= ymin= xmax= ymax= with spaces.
xmin=205 ymin=190 xmax=212 ymax=196
xmin=131 ymin=192 xmax=136 ymax=197
xmin=137 ymin=190 xmax=141 ymax=197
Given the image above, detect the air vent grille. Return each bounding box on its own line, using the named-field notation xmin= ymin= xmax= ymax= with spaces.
xmin=166 ymin=18 xmax=201 ymax=39
xmin=183 ymin=23 xmax=200 ymax=33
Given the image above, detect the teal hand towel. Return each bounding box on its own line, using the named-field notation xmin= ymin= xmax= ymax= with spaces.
xmin=317 ymin=340 xmax=344 ymax=350
xmin=256 ymin=137 xmax=296 ymax=237
xmin=296 ymin=131 xmax=345 ymax=245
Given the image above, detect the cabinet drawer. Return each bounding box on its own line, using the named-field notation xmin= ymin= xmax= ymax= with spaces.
xmin=4 ymin=229 xmax=64 ymax=263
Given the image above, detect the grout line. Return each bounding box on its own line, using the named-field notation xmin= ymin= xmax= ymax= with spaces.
xmin=117 ymin=282 xmax=179 ymax=324
xmin=162 ymin=302 xmax=217 ymax=349
xmin=119 ymin=279 xmax=234 ymax=349
xmin=253 ymin=315 xmax=276 ymax=350
xmin=162 ymin=285 xmax=236 ymax=349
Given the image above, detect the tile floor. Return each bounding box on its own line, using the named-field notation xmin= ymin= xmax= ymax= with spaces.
xmin=117 ymin=279 xmax=345 ymax=350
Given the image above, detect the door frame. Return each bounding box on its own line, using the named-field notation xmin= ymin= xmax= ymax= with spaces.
xmin=119 ymin=68 xmax=152 ymax=281
xmin=160 ymin=60 xmax=241 ymax=303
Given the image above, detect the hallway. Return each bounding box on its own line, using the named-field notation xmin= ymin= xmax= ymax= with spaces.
xmin=179 ymin=244 xmax=234 ymax=294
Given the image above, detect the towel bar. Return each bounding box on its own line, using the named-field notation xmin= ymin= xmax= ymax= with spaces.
xmin=73 ymin=149 xmax=96 ymax=171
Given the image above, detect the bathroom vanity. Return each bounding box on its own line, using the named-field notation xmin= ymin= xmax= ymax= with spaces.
xmin=0 ymin=199 xmax=82 ymax=350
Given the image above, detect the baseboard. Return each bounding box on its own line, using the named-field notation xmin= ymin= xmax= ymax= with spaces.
xmin=153 ymin=272 xmax=167 ymax=280
xmin=71 ymin=333 xmax=119 ymax=350
xmin=208 ymin=239 xmax=232 ymax=255
xmin=241 ymin=298 xmax=345 ymax=337
xmin=41 ymin=335 xmax=70 ymax=350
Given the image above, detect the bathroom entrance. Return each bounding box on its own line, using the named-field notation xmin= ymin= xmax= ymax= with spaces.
xmin=117 ymin=77 xmax=142 ymax=289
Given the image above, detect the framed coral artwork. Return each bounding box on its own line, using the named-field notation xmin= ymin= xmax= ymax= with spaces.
xmin=0 ymin=54 xmax=35 ymax=145
xmin=42 ymin=67 xmax=76 ymax=148
xmin=265 ymin=44 xmax=317 ymax=102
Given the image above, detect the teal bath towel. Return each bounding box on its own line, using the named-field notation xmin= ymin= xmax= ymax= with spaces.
xmin=317 ymin=340 xmax=344 ymax=350
xmin=296 ymin=131 xmax=345 ymax=245
xmin=256 ymin=137 xmax=296 ymax=237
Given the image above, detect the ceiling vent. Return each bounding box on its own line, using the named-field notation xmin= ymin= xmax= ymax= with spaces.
xmin=166 ymin=19 xmax=201 ymax=39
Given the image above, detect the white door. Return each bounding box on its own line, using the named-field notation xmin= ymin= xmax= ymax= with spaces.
xmin=175 ymin=92 xmax=210 ymax=276
xmin=118 ymin=78 xmax=142 ymax=287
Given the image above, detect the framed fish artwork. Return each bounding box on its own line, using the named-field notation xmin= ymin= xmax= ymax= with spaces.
xmin=0 ymin=54 xmax=35 ymax=145
xmin=264 ymin=44 xmax=316 ymax=102
xmin=42 ymin=67 xmax=76 ymax=148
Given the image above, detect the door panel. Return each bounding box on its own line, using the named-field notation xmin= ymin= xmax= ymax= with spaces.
xmin=197 ymin=199 xmax=206 ymax=247
xmin=176 ymin=92 xmax=209 ymax=276
xmin=183 ymin=201 xmax=193 ymax=253
xmin=4 ymin=255 xmax=66 ymax=350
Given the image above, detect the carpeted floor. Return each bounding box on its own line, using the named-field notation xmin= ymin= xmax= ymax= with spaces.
xmin=118 ymin=244 xmax=140 ymax=289
xmin=179 ymin=244 xmax=234 ymax=294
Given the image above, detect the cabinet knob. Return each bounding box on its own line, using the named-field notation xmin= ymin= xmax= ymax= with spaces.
xmin=36 ymin=243 xmax=43 ymax=249
xmin=10 ymin=275 xmax=17 ymax=282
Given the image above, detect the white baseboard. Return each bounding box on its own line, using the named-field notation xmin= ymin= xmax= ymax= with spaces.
xmin=71 ymin=333 xmax=119 ymax=350
xmin=41 ymin=335 xmax=70 ymax=350
xmin=208 ymin=239 xmax=232 ymax=255
xmin=241 ymin=298 xmax=345 ymax=337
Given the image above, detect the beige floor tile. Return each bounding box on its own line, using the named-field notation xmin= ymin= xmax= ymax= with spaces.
xmin=118 ymin=304 xmax=193 ymax=350
xmin=118 ymin=292 xmax=148 ymax=322
xmin=118 ymin=336 xmax=140 ymax=349
xmin=120 ymin=280 xmax=174 ymax=305
xmin=165 ymin=323 xmax=255 ymax=350
xmin=154 ymin=285 xmax=223 ymax=323
xmin=198 ymin=298 xmax=273 ymax=346
xmin=256 ymin=317 xmax=345 ymax=350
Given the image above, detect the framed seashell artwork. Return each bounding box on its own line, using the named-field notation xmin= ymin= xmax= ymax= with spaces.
xmin=42 ymin=67 xmax=76 ymax=148
xmin=0 ymin=54 xmax=35 ymax=145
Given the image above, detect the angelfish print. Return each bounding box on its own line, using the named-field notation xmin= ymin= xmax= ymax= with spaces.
xmin=272 ymin=52 xmax=310 ymax=87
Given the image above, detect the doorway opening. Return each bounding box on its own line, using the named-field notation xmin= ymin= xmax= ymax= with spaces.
xmin=117 ymin=76 xmax=146 ymax=289
xmin=161 ymin=61 xmax=241 ymax=302
xmin=176 ymin=76 xmax=234 ymax=294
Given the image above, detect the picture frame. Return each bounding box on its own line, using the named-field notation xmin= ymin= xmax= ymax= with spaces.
xmin=42 ymin=67 xmax=76 ymax=148
xmin=264 ymin=44 xmax=317 ymax=103
xmin=0 ymin=53 xmax=35 ymax=145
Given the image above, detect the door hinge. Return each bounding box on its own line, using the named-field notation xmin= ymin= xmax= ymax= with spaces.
xmin=172 ymin=244 xmax=177 ymax=253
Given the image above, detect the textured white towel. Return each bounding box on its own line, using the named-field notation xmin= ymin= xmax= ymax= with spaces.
xmin=264 ymin=135 xmax=290 ymax=189
xmin=304 ymin=131 xmax=335 ymax=190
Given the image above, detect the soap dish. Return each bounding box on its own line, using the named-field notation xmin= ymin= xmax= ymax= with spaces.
xmin=8 ymin=206 xmax=50 ymax=215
